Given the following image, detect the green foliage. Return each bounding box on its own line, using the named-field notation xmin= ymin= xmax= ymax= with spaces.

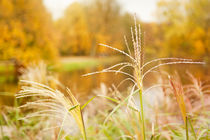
xmin=55 ymin=56 xmax=121 ymax=72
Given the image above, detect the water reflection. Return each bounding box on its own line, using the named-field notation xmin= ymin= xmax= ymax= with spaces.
xmin=0 ymin=61 xmax=209 ymax=106
xmin=0 ymin=63 xmax=131 ymax=105
xmin=59 ymin=66 xmax=129 ymax=102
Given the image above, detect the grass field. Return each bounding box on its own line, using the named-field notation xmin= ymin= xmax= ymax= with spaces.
xmin=0 ymin=56 xmax=122 ymax=73
xmin=50 ymin=56 xmax=122 ymax=72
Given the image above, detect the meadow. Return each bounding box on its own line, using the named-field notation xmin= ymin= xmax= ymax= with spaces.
xmin=1 ymin=22 xmax=209 ymax=140
xmin=0 ymin=0 xmax=209 ymax=140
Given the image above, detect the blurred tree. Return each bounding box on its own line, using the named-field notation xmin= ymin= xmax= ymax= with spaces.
xmin=85 ymin=0 xmax=124 ymax=55
xmin=56 ymin=0 xmax=132 ymax=56
xmin=0 ymin=0 xmax=58 ymax=64
xmin=56 ymin=2 xmax=91 ymax=56
xmin=143 ymin=23 xmax=164 ymax=60
xmin=156 ymin=0 xmax=210 ymax=62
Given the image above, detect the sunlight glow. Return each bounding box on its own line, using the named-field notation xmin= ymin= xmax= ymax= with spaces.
xmin=43 ymin=0 xmax=158 ymax=22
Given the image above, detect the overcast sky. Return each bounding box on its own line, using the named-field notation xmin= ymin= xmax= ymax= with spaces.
xmin=43 ymin=0 xmax=159 ymax=22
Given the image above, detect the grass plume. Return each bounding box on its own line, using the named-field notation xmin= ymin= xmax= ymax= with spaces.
xmin=16 ymin=80 xmax=87 ymax=140
xmin=83 ymin=17 xmax=205 ymax=139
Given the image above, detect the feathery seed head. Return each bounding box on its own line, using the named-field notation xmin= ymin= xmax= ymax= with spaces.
xmin=16 ymin=80 xmax=87 ymax=139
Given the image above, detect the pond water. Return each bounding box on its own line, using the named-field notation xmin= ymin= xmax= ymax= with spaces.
xmin=0 ymin=62 xmax=131 ymax=106
xmin=58 ymin=67 xmax=131 ymax=102
xmin=0 ymin=60 xmax=209 ymax=106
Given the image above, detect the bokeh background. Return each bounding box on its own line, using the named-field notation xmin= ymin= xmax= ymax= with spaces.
xmin=0 ymin=0 xmax=209 ymax=105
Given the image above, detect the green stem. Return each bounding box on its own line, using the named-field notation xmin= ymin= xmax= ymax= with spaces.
xmin=80 ymin=108 xmax=87 ymax=140
xmin=139 ymin=89 xmax=145 ymax=140
xmin=14 ymin=98 xmax=19 ymax=127
xmin=188 ymin=117 xmax=197 ymax=139
xmin=186 ymin=116 xmax=189 ymax=140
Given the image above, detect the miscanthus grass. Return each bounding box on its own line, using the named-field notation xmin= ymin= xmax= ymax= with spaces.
xmin=83 ymin=17 xmax=205 ymax=139
xmin=20 ymin=62 xmax=63 ymax=89
xmin=15 ymin=18 xmax=206 ymax=140
xmin=169 ymin=76 xmax=189 ymax=140
xmin=16 ymin=80 xmax=87 ymax=140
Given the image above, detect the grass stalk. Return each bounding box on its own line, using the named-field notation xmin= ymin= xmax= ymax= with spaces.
xmin=80 ymin=107 xmax=87 ymax=140
xmin=186 ymin=116 xmax=189 ymax=140
xmin=14 ymin=98 xmax=20 ymax=127
xmin=188 ymin=116 xmax=197 ymax=139
xmin=139 ymin=89 xmax=146 ymax=140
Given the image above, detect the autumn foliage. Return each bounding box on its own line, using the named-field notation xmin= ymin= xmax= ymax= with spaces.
xmin=0 ymin=0 xmax=209 ymax=66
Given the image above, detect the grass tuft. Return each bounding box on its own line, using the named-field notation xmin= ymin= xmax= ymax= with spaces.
xmin=16 ymin=80 xmax=87 ymax=140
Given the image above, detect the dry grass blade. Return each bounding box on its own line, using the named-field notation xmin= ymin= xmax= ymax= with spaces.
xmin=83 ymin=69 xmax=137 ymax=80
xmin=99 ymin=43 xmax=136 ymax=63
xmin=142 ymin=61 xmax=205 ymax=80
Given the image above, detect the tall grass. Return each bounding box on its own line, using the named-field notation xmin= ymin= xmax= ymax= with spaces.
xmin=16 ymin=80 xmax=87 ymax=140
xmin=12 ymin=18 xmax=208 ymax=140
xmin=169 ymin=76 xmax=188 ymax=139
xmin=20 ymin=62 xmax=62 ymax=89
xmin=83 ymin=17 xmax=205 ymax=139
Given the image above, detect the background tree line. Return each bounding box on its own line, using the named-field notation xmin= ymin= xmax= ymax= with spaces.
xmin=0 ymin=0 xmax=209 ymax=65
xmin=56 ymin=0 xmax=133 ymax=56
